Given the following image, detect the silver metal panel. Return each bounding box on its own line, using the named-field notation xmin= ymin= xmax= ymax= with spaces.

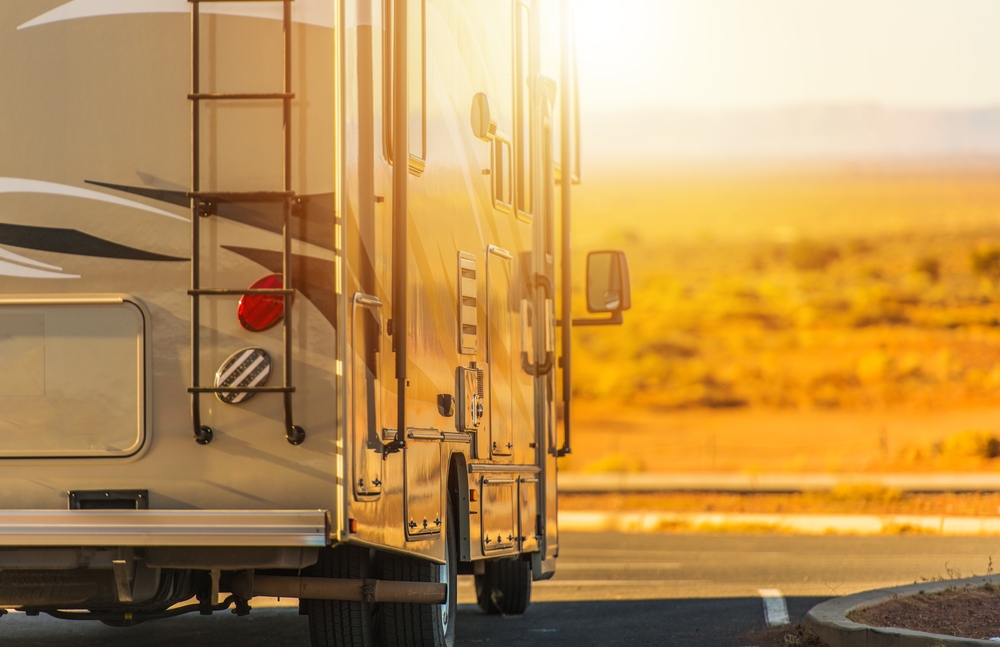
xmin=0 ymin=510 xmax=328 ymax=547
xmin=480 ymin=475 xmax=516 ymax=553
xmin=404 ymin=437 xmax=443 ymax=539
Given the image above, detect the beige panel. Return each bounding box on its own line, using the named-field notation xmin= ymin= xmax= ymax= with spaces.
xmin=0 ymin=314 xmax=45 ymax=396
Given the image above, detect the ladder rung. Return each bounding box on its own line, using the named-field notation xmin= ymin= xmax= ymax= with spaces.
xmin=189 ymin=289 xmax=294 ymax=296
xmin=189 ymin=191 xmax=295 ymax=202
xmin=189 ymin=93 xmax=294 ymax=101
xmin=189 ymin=386 xmax=296 ymax=394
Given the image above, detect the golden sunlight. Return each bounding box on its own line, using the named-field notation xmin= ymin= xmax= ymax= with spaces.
xmin=575 ymin=0 xmax=1000 ymax=113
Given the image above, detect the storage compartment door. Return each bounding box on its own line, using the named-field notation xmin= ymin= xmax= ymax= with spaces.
xmin=481 ymin=476 xmax=516 ymax=553
xmin=0 ymin=299 xmax=146 ymax=458
xmin=404 ymin=437 xmax=442 ymax=538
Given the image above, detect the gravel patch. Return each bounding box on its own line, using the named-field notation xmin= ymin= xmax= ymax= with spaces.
xmin=743 ymin=622 xmax=830 ymax=647
xmin=848 ymin=584 xmax=1000 ymax=641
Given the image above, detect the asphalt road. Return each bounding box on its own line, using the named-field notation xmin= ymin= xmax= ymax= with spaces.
xmin=3 ymin=531 xmax=999 ymax=647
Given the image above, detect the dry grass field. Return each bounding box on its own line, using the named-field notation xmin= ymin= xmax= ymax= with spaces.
xmin=566 ymin=161 xmax=1000 ymax=474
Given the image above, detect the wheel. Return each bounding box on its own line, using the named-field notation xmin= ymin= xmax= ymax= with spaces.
xmin=304 ymin=544 xmax=376 ymax=647
xmin=474 ymin=557 xmax=531 ymax=615
xmin=378 ymin=494 xmax=457 ymax=647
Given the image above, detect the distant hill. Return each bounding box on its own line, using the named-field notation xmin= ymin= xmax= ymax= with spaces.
xmin=582 ymin=105 xmax=1000 ymax=164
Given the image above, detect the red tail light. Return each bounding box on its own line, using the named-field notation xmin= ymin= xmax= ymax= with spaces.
xmin=238 ymin=274 xmax=286 ymax=332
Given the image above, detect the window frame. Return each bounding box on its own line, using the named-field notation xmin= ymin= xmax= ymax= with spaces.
xmin=514 ymin=0 xmax=533 ymax=221
xmin=382 ymin=0 xmax=427 ymax=176
xmin=492 ymin=134 xmax=514 ymax=212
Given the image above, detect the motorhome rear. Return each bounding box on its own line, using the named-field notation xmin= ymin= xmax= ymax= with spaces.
xmin=0 ymin=1 xmax=629 ymax=645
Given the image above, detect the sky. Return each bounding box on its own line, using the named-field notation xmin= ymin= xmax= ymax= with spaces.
xmin=572 ymin=0 xmax=1000 ymax=114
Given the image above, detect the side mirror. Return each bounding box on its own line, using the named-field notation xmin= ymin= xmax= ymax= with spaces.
xmin=576 ymin=251 xmax=630 ymax=326
xmin=470 ymin=92 xmax=498 ymax=142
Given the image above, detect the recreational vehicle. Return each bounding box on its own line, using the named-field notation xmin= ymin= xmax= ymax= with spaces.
xmin=0 ymin=1 xmax=630 ymax=645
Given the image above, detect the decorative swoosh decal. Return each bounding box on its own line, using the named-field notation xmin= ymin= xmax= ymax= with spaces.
xmin=18 ymin=0 xmax=335 ymax=31
xmin=0 ymin=223 xmax=187 ymax=262
xmin=0 ymin=246 xmax=62 ymax=271
xmin=0 ymin=259 xmax=77 ymax=279
xmin=0 ymin=178 xmax=186 ymax=222
xmin=223 ymin=246 xmax=337 ymax=328
xmin=85 ymin=180 xmax=188 ymax=209
xmin=87 ymin=180 xmax=335 ymax=250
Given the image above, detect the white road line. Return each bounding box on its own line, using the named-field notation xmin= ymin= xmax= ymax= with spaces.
xmin=564 ymin=549 xmax=789 ymax=559
xmin=555 ymin=562 xmax=682 ymax=571
xmin=758 ymin=588 xmax=790 ymax=626
xmin=535 ymin=579 xmax=701 ymax=587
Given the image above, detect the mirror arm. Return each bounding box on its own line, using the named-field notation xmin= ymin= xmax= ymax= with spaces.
xmin=571 ymin=311 xmax=623 ymax=327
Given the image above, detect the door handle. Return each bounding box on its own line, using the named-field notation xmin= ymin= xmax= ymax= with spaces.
xmin=354 ymin=293 xmax=383 ymax=309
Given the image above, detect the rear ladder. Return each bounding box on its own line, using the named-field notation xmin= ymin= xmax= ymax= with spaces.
xmin=187 ymin=0 xmax=305 ymax=446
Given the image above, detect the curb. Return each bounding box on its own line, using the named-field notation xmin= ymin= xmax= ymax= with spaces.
xmin=805 ymin=575 xmax=1000 ymax=647
xmin=558 ymin=511 xmax=1000 ymax=536
xmin=559 ymin=472 xmax=1000 ymax=494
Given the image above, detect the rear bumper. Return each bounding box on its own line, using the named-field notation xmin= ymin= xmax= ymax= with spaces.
xmin=0 ymin=510 xmax=329 ymax=547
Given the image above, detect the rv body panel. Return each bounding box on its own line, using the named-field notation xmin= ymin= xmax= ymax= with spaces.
xmin=0 ymin=3 xmax=342 ymax=521
xmin=0 ymin=0 xmax=571 ymax=614
xmin=339 ymin=0 xmax=552 ymax=564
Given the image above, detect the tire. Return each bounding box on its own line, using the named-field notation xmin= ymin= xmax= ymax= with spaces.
xmin=474 ymin=557 xmax=531 ymax=616
xmin=378 ymin=494 xmax=457 ymax=647
xmin=305 ymin=544 xmax=376 ymax=647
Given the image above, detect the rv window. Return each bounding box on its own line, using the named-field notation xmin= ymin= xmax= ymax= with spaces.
xmin=515 ymin=1 xmax=532 ymax=219
xmin=372 ymin=0 xmax=385 ymax=148
xmin=382 ymin=0 xmax=426 ymax=174
xmin=493 ymin=136 xmax=513 ymax=211
xmin=408 ymin=0 xmax=425 ymax=167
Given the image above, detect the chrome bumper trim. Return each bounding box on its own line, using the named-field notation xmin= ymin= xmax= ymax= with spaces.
xmin=0 ymin=510 xmax=328 ymax=547
xmin=467 ymin=464 xmax=541 ymax=474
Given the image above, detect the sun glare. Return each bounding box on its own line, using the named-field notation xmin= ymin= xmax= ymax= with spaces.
xmin=573 ymin=0 xmax=1000 ymax=114
xmin=573 ymin=0 xmax=690 ymax=112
